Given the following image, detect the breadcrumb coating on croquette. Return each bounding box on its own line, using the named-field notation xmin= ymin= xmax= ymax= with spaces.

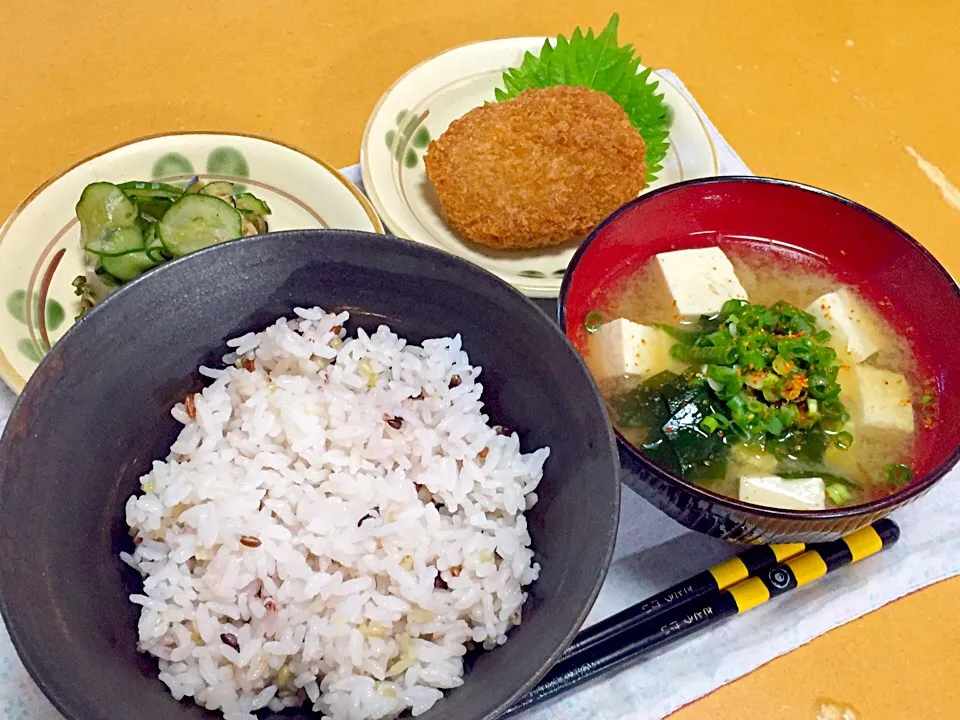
xmin=424 ymin=85 xmax=647 ymax=249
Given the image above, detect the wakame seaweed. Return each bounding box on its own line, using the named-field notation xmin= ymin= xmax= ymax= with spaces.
xmin=611 ymin=371 xmax=676 ymax=428
xmin=613 ymin=370 xmax=730 ymax=482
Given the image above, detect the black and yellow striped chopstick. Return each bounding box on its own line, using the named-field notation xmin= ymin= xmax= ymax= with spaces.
xmin=503 ymin=519 xmax=899 ymax=718
xmin=723 ymin=520 xmax=897 ymax=614
xmin=562 ymin=540 xmax=806 ymax=661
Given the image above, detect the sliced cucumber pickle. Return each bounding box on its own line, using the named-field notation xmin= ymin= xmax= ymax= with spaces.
xmin=158 ymin=194 xmax=242 ymax=257
xmin=241 ymin=214 xmax=269 ymax=237
xmin=120 ymin=182 xmax=181 ymax=222
xmin=85 ymin=226 xmax=145 ymax=256
xmin=93 ymin=265 xmax=121 ymax=284
xmin=144 ymin=224 xmax=168 ymax=263
xmin=138 ymin=198 xmax=175 ymax=223
xmin=101 ymin=250 xmax=158 ymax=282
xmin=76 ymin=182 xmax=138 ymax=246
xmin=199 ymin=181 xmax=236 ymax=204
xmin=118 ymin=181 xmax=182 ymax=202
xmin=234 ymin=193 xmax=271 ymax=216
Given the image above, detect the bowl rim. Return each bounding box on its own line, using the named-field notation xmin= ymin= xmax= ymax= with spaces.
xmin=1 ymin=228 xmax=621 ymax=720
xmin=558 ymin=174 xmax=960 ymax=521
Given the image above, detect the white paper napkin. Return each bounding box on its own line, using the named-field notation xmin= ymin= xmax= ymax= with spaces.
xmin=1 ymin=70 xmax=957 ymax=720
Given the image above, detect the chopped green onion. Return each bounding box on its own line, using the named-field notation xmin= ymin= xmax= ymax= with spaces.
xmin=833 ymin=430 xmax=854 ymax=450
xmin=710 ymin=413 xmax=731 ymax=429
xmin=745 ymin=397 xmax=767 ymax=415
xmin=826 ymin=482 xmax=854 ymax=506
xmin=726 ymin=394 xmax=747 ymax=415
xmin=758 ymin=307 xmax=779 ymax=328
xmin=706 ymin=365 xmax=744 ymax=398
xmin=771 ymin=355 xmax=795 ymax=376
xmin=761 ymin=387 xmax=780 ymax=404
xmin=700 ymin=416 xmax=720 ymax=434
xmin=670 ymin=343 xmax=739 ymax=365
xmin=739 ymin=350 xmax=767 ymax=371
xmin=703 ymin=330 xmax=735 ymax=347
xmin=584 ymin=312 xmax=603 ymax=333
xmin=820 ymin=398 xmax=844 ymax=416
xmin=765 ymin=416 xmax=784 ymax=436
xmin=719 ymin=298 xmax=748 ymax=318
xmin=706 ymin=365 xmax=737 ymax=381
xmin=779 ymin=403 xmax=801 ymax=428
xmin=807 ymin=374 xmax=830 ymax=400
xmin=763 ymin=373 xmax=785 ymax=402
xmin=820 ymin=417 xmax=845 ymax=433
xmin=651 ymin=297 xmax=858 ymax=459
xmin=882 ymin=463 xmax=914 ymax=488
xmin=778 ymin=337 xmax=815 ymax=363
xmin=808 ymin=374 xmax=839 ymax=399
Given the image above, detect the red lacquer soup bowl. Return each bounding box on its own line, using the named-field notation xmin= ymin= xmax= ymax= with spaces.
xmin=559 ymin=177 xmax=960 ymax=543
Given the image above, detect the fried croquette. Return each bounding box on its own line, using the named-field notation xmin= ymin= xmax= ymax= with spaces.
xmin=424 ymin=85 xmax=647 ymax=250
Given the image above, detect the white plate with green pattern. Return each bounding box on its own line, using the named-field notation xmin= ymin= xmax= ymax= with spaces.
xmin=0 ymin=131 xmax=384 ymax=393
xmin=360 ymin=37 xmax=719 ymax=299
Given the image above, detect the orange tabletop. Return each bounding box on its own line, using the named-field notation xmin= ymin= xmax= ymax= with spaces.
xmin=1 ymin=1 xmax=958 ymax=717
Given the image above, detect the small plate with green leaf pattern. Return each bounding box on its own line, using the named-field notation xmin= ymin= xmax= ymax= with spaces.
xmin=0 ymin=132 xmax=383 ymax=393
xmin=361 ymin=25 xmax=718 ymax=298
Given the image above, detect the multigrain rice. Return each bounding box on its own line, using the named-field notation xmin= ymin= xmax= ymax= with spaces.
xmin=121 ymin=308 xmax=548 ymax=719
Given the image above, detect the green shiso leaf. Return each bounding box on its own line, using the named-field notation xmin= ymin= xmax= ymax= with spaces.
xmin=494 ymin=13 xmax=670 ymax=181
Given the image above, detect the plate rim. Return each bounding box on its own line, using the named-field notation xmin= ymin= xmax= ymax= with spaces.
xmin=360 ymin=36 xmax=720 ymax=297
xmin=0 ymin=129 xmax=385 ymax=394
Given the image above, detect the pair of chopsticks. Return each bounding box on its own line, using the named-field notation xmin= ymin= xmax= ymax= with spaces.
xmin=502 ymin=518 xmax=900 ymax=717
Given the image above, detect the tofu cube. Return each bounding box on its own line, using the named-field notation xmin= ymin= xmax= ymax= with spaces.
xmin=739 ymin=475 xmax=826 ymax=511
xmin=805 ymin=290 xmax=879 ymax=363
xmin=655 ymin=247 xmax=748 ymax=319
xmin=843 ymin=365 xmax=914 ymax=434
xmin=587 ymin=318 xmax=685 ymax=383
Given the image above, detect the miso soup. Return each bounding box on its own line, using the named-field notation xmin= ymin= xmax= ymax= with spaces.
xmin=582 ymin=244 xmax=933 ymax=511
